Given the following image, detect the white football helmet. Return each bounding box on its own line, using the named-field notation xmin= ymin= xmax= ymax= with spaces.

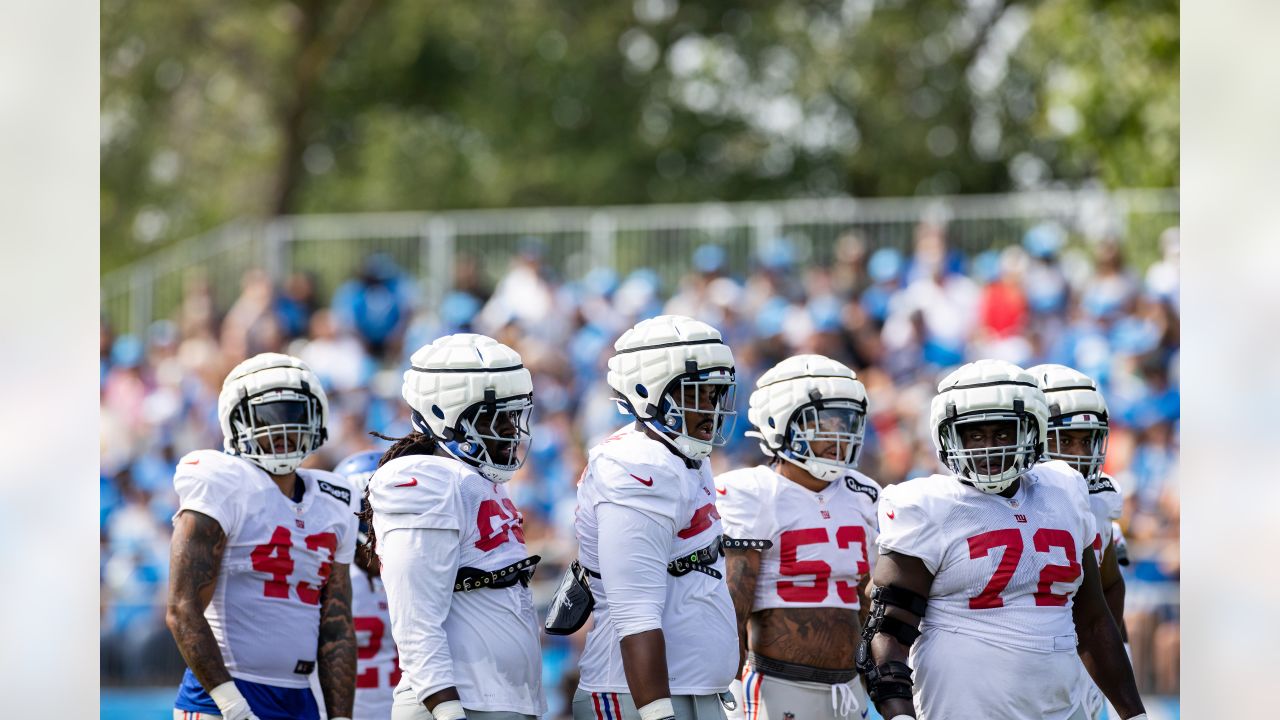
xmin=929 ymin=359 xmax=1048 ymax=494
xmin=1027 ymin=363 xmax=1110 ymax=489
xmin=746 ymin=354 xmax=868 ymax=482
xmin=218 ymin=353 xmax=329 ymax=476
xmin=607 ymin=314 xmax=737 ymax=461
xmin=402 ymin=333 xmax=533 ymax=483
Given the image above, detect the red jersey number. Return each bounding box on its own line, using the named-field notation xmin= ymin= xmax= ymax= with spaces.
xmin=475 ymin=499 xmax=526 ymax=551
xmin=249 ymin=526 xmax=339 ymax=605
xmin=966 ymin=527 xmax=1082 ymax=609
xmin=776 ymin=525 xmax=871 ymax=604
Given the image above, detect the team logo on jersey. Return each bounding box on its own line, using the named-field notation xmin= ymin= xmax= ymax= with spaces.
xmin=1015 ymin=514 xmax=1028 ymax=523
xmin=629 ymin=473 xmax=655 ymax=487
xmin=317 ymin=479 xmax=352 ymax=504
xmin=844 ymin=476 xmax=878 ymax=502
xmin=293 ymin=660 xmax=315 ymax=674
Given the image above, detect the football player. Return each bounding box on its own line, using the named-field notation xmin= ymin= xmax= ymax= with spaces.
xmin=859 ymin=359 xmax=1146 ymax=720
xmin=167 ymin=353 xmax=358 ymax=720
xmin=718 ymin=355 xmax=880 ymax=720
xmin=334 ymin=451 xmax=402 ymax=720
xmin=1027 ymin=364 xmax=1129 ymax=720
xmin=572 ymin=315 xmax=740 ymax=720
xmin=366 ymin=334 xmax=546 ymax=720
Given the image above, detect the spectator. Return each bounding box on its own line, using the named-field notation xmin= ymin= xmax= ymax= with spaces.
xmin=332 ymin=253 xmax=417 ymax=358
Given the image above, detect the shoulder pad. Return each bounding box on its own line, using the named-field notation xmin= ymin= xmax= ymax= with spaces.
xmin=368 ymin=455 xmax=464 ymax=519
xmin=589 ymin=451 xmax=682 ymax=523
xmin=843 ymin=471 xmax=881 ymax=503
xmin=1090 ymin=472 xmax=1121 ymax=495
xmin=1089 ymin=477 xmax=1118 ymax=494
xmin=715 ymin=465 xmax=768 ymax=494
xmin=307 ymin=470 xmax=356 ymax=507
xmin=174 ymin=450 xmax=256 ymax=487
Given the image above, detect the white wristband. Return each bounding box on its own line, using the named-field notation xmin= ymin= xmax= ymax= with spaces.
xmin=638 ymin=698 xmax=675 ymax=720
xmin=888 ymin=716 xmax=916 ymax=720
xmin=1125 ymin=715 xmax=1147 ymax=720
xmin=432 ymin=700 xmax=467 ymax=720
xmin=208 ymin=681 xmax=252 ymax=720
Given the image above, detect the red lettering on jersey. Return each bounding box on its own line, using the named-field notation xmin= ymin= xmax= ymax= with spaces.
xmin=775 ymin=525 xmax=872 ymax=604
xmin=250 ymin=526 xmax=337 ymax=604
xmin=966 ymin=529 xmax=1024 ymax=609
xmin=296 ymin=532 xmax=337 ymax=605
xmin=1033 ymin=528 xmax=1081 ymax=606
xmin=677 ymin=503 xmax=721 ymax=539
xmin=475 ymin=498 xmax=526 ymax=550
xmin=778 ymin=528 xmax=831 ymax=602
xmin=250 ymin=526 xmax=295 ymax=599
xmin=965 ymin=527 xmax=1082 ymax=609
xmin=834 ymin=525 xmax=870 ymax=602
xmin=355 ymin=615 xmax=386 ymax=688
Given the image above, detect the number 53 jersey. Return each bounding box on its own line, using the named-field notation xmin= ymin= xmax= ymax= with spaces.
xmin=876 ymin=460 xmax=1096 ymax=652
xmin=715 ymin=465 xmax=881 ymax=611
xmin=173 ymin=450 xmax=359 ymax=688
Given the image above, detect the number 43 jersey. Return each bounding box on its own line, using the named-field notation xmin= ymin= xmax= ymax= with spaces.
xmin=877 ymin=460 xmax=1096 ymax=652
xmin=715 ymin=465 xmax=881 ymax=611
xmin=173 ymin=450 xmax=360 ymax=688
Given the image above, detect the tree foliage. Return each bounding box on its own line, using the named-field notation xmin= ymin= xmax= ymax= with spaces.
xmin=102 ymin=0 xmax=1178 ymax=272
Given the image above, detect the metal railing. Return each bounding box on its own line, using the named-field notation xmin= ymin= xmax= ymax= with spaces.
xmin=101 ymin=188 xmax=1179 ymax=336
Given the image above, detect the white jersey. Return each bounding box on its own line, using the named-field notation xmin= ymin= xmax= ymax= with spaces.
xmin=1086 ymin=474 xmax=1124 ymax=565
xmin=878 ymin=460 xmax=1096 ymax=652
xmin=716 ymin=464 xmax=880 ymax=611
xmin=172 ymin=450 xmax=359 ymax=688
xmin=576 ymin=425 xmax=739 ymax=695
xmin=877 ymin=461 xmax=1096 ymax=719
xmin=353 ymin=564 xmax=398 ymax=720
xmin=369 ymin=454 xmax=545 ymax=716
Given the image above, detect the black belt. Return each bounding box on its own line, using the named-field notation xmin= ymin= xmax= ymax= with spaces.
xmin=453 ymin=555 xmax=541 ymax=592
xmin=749 ymin=651 xmax=857 ymax=685
xmin=583 ymin=535 xmax=773 ymax=581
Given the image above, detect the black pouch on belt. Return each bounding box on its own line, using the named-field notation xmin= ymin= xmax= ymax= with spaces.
xmin=543 ymin=559 xmax=596 ymax=636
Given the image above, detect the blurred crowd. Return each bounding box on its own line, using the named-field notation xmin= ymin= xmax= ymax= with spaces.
xmin=100 ymin=221 xmax=1181 ymax=701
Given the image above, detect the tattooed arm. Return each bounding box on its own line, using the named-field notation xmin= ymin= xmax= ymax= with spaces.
xmin=165 ymin=510 xmax=232 ymax=691
xmin=724 ymin=547 xmax=762 ymax=675
xmin=318 ymin=562 xmax=357 ymax=718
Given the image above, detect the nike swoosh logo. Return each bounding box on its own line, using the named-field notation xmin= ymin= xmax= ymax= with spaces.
xmin=629 ymin=473 xmax=654 ymax=487
xmin=716 ymin=487 xmax=727 ymax=496
xmin=183 ymin=459 xmax=200 ymax=465
xmin=395 ymin=478 xmax=419 ymax=488
xmin=885 ymin=510 xmax=895 ymax=519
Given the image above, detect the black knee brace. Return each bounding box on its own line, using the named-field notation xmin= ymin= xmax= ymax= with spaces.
xmin=855 ymin=585 xmax=928 ymax=703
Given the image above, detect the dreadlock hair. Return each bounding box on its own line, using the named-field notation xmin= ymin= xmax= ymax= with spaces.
xmin=357 ymin=429 xmax=439 ymax=567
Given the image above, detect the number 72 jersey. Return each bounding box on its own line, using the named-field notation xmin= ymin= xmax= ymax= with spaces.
xmin=876 ymin=461 xmax=1096 ymax=652
xmin=173 ymin=450 xmax=359 ymax=688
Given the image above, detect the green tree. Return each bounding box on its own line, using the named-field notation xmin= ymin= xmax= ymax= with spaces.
xmin=102 ymin=0 xmax=1178 ymax=272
